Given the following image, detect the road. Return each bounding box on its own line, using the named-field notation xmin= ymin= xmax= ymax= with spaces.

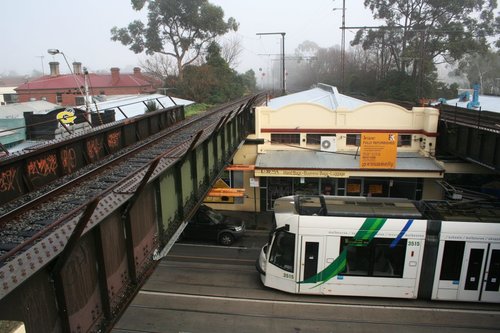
xmin=112 ymin=232 xmax=500 ymax=333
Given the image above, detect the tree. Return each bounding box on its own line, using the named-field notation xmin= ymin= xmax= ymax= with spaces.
xmin=174 ymin=41 xmax=256 ymax=104
xmin=352 ymin=0 xmax=498 ymax=99
xmin=220 ymin=35 xmax=243 ymax=70
xmin=110 ymin=0 xmax=238 ymax=80
xmin=139 ymin=54 xmax=177 ymax=82
xmin=455 ymin=50 xmax=500 ymax=94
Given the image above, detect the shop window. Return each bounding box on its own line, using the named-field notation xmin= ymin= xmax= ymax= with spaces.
xmin=346 ymin=134 xmax=361 ymax=146
xmin=340 ymin=237 xmax=407 ymax=278
xmin=398 ymin=134 xmax=412 ymax=147
xmin=364 ymin=179 xmax=389 ymax=197
xmin=268 ymin=177 xmax=293 ymax=210
xmin=294 ymin=177 xmax=319 ymax=195
xmin=346 ymin=178 xmax=362 ymax=196
xmin=271 ymin=133 xmax=300 ymax=144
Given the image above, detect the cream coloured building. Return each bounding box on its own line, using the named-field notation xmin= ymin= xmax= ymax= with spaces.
xmin=209 ymin=84 xmax=445 ymax=212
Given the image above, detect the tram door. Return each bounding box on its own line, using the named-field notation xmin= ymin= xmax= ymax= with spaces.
xmin=458 ymin=243 xmax=488 ymax=301
xmin=299 ymin=236 xmax=324 ymax=294
xmin=481 ymin=244 xmax=500 ymax=303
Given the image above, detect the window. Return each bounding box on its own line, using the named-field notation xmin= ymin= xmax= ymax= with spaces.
xmin=398 ymin=134 xmax=412 ymax=147
xmin=75 ymin=96 xmax=85 ymax=105
xmin=340 ymin=237 xmax=407 ymax=278
xmin=3 ymin=93 xmax=18 ymax=104
xmin=346 ymin=134 xmax=361 ymax=146
xmin=271 ymin=133 xmax=300 ymax=144
xmin=56 ymin=93 xmax=63 ymax=104
xmin=439 ymin=241 xmax=465 ymax=281
xmin=346 ymin=178 xmax=362 ymax=196
xmin=269 ymin=230 xmax=295 ymax=272
xmin=307 ymin=134 xmax=334 ymax=145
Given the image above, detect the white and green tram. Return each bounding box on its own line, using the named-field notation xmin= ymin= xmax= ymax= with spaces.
xmin=256 ymin=195 xmax=500 ymax=303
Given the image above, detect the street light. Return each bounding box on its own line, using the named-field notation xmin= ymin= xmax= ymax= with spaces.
xmin=256 ymin=32 xmax=286 ymax=95
xmin=47 ymin=48 xmax=89 ymax=112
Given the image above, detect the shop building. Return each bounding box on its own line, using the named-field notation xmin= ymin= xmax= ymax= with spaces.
xmin=208 ymin=84 xmax=445 ymax=212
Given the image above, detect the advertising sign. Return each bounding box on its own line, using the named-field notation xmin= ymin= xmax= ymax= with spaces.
xmin=360 ymin=133 xmax=397 ymax=169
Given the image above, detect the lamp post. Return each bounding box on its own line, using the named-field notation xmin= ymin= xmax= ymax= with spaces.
xmin=47 ymin=48 xmax=89 ymax=112
xmin=256 ymin=32 xmax=286 ymax=95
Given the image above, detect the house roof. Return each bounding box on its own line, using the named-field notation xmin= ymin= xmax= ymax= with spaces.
xmin=268 ymin=83 xmax=368 ymax=110
xmin=15 ymin=72 xmax=154 ymax=91
xmin=0 ymin=101 xmax=61 ymax=119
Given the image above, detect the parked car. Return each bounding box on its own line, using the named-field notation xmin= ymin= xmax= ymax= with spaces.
xmin=181 ymin=205 xmax=246 ymax=246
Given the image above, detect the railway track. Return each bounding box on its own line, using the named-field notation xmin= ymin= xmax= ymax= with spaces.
xmin=439 ymin=105 xmax=500 ymax=134
xmin=0 ymin=95 xmax=262 ymax=265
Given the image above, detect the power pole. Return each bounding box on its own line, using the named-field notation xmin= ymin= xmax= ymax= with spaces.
xmin=256 ymin=32 xmax=286 ymax=95
xmin=333 ymin=0 xmax=346 ymax=91
xmin=36 ymin=55 xmax=45 ymax=75
xmin=341 ymin=0 xmax=346 ymax=91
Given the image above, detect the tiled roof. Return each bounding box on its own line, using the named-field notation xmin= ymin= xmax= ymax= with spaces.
xmin=16 ymin=73 xmax=153 ymax=91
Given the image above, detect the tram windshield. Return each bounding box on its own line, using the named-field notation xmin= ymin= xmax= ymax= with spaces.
xmin=269 ymin=230 xmax=295 ymax=273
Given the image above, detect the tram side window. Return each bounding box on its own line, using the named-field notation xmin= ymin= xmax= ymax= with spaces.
xmin=439 ymin=241 xmax=465 ymax=281
xmin=340 ymin=237 xmax=407 ymax=278
xmin=269 ymin=231 xmax=295 ymax=273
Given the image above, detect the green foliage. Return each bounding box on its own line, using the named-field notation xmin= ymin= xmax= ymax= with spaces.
xmin=347 ymin=0 xmax=498 ymax=100
xmin=184 ymin=103 xmax=213 ymax=117
xmin=174 ymin=41 xmax=256 ymax=104
xmin=455 ymin=51 xmax=500 ymax=94
xmin=111 ymin=0 xmax=238 ymax=79
xmin=145 ymin=100 xmax=158 ymax=112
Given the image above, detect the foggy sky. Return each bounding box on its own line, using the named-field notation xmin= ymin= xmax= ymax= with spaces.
xmin=0 ymin=0 xmax=379 ymax=77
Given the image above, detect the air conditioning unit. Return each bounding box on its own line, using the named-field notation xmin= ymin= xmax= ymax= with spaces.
xmin=320 ymin=136 xmax=337 ymax=152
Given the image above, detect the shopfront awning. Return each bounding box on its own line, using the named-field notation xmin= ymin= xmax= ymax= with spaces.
xmin=254 ymin=151 xmax=444 ymax=178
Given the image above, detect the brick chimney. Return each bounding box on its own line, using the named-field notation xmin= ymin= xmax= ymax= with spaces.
xmin=49 ymin=62 xmax=60 ymax=76
xmin=111 ymin=67 xmax=120 ymax=84
xmin=73 ymin=62 xmax=82 ymax=75
xmin=133 ymin=67 xmax=142 ymax=77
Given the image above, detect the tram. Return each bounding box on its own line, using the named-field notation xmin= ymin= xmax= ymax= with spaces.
xmin=256 ymin=195 xmax=500 ymax=303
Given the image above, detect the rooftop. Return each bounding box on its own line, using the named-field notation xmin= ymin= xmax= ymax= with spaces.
xmin=267 ymin=83 xmax=368 ymax=110
xmin=441 ymin=94 xmax=500 ymax=114
xmin=0 ymin=100 xmax=61 ymax=119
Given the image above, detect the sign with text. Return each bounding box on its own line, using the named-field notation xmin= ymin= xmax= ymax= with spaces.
xmin=360 ymin=133 xmax=397 ymax=169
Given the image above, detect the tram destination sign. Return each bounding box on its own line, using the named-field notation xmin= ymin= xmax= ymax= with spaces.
xmin=360 ymin=133 xmax=397 ymax=169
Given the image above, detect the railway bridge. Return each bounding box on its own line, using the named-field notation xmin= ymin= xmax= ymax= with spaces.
xmin=437 ymin=104 xmax=500 ymax=172
xmin=0 ymin=94 xmax=264 ymax=333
